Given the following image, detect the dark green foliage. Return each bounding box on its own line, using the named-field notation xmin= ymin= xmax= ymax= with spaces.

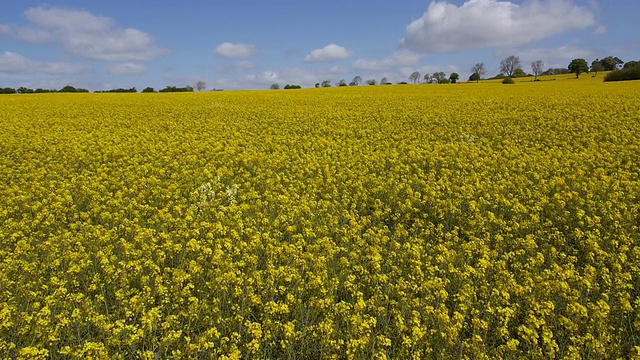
xmin=141 ymin=87 xmax=156 ymax=93
xmin=0 ymin=87 xmax=17 ymax=94
xmin=284 ymin=84 xmax=302 ymax=89
xmin=159 ymin=86 xmax=195 ymax=92
xmin=512 ymin=68 xmax=527 ymax=78
xmin=502 ymin=77 xmax=515 ymax=84
xmin=95 ymin=87 xmax=137 ymax=93
xmin=542 ymin=68 xmax=571 ymax=75
xmin=623 ymin=61 xmax=639 ymax=69
xmin=449 ymin=73 xmax=459 ymax=84
xmin=604 ymin=66 xmax=640 ymax=82
xmin=59 ymin=85 xmax=89 ymax=93
xmin=468 ymin=73 xmax=480 ymax=82
xmin=568 ymin=59 xmax=589 ymax=78
xmin=599 ymin=56 xmax=624 ymax=71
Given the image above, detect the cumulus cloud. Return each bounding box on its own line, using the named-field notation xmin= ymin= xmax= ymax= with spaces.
xmin=17 ymin=6 xmax=167 ymax=61
xmin=0 ymin=51 xmax=87 ymax=75
xmin=353 ymin=50 xmax=422 ymax=71
xmin=401 ymin=0 xmax=596 ymax=53
xmin=305 ymin=44 xmax=353 ymax=62
xmin=108 ymin=62 xmax=146 ymax=74
xmin=215 ymin=42 xmax=258 ymax=58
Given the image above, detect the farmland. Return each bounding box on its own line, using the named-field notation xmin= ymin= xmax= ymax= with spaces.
xmin=1 ymin=77 xmax=639 ymax=359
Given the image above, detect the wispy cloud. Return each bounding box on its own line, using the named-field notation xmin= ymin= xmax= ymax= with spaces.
xmin=215 ymin=42 xmax=258 ymax=58
xmin=0 ymin=51 xmax=87 ymax=75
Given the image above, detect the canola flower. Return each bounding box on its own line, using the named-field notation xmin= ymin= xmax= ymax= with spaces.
xmin=0 ymin=79 xmax=639 ymax=359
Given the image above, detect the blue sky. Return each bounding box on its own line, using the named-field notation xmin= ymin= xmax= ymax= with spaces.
xmin=0 ymin=0 xmax=638 ymax=91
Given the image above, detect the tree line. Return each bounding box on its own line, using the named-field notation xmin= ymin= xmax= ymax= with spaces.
xmin=0 ymin=81 xmax=218 ymax=95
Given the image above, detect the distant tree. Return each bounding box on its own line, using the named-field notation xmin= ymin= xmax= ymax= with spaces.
xmin=366 ymin=79 xmax=376 ymax=85
xmin=195 ymin=81 xmax=206 ymax=91
xmin=449 ymin=72 xmax=459 ymax=84
xmin=542 ymin=67 xmax=571 ymax=76
xmin=321 ymin=80 xmax=331 ymax=87
xmin=270 ymin=83 xmax=280 ymax=90
xmin=432 ymin=72 xmax=446 ymax=83
xmin=568 ymin=58 xmax=589 ymax=78
xmin=471 ymin=63 xmax=486 ymax=82
xmin=590 ymin=59 xmax=604 ymax=77
xmin=623 ymin=60 xmax=639 ymax=69
xmin=284 ymin=84 xmax=301 ymax=89
xmin=500 ymin=55 xmax=521 ymax=77
xmin=599 ymin=56 xmax=624 ymax=71
xmin=315 ymin=83 xmax=320 ymax=88
xmin=351 ymin=76 xmax=362 ymax=86
xmin=409 ymin=71 xmax=421 ymax=84
xmin=0 ymin=87 xmax=17 ymax=94
xmin=338 ymin=79 xmax=347 ymax=87
xmin=531 ymin=60 xmax=544 ymax=81
xmin=502 ymin=77 xmax=515 ymax=84
xmin=423 ymin=73 xmax=431 ymax=83
xmin=159 ymin=85 xmax=194 ymax=92
xmin=142 ymin=87 xmax=156 ymax=93
xmin=512 ymin=68 xmax=527 ymax=78
xmin=380 ymin=77 xmax=389 ymax=85
xmin=59 ymin=85 xmax=89 ymax=93
xmin=468 ymin=73 xmax=480 ymax=82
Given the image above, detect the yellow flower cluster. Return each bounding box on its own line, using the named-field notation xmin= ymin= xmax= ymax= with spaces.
xmin=1 ymin=80 xmax=639 ymax=358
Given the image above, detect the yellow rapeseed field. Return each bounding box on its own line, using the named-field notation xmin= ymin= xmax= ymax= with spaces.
xmin=1 ymin=77 xmax=639 ymax=359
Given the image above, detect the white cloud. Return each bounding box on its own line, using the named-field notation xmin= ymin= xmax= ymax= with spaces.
xmin=18 ymin=6 xmax=167 ymax=61
xmin=215 ymin=42 xmax=258 ymax=58
xmin=108 ymin=62 xmax=146 ymax=74
xmin=592 ymin=25 xmax=607 ymax=35
xmin=304 ymin=44 xmax=353 ymax=62
xmin=236 ymin=60 xmax=255 ymax=69
xmin=0 ymin=24 xmax=10 ymax=34
xmin=353 ymin=50 xmax=422 ymax=71
xmin=401 ymin=0 xmax=596 ymax=53
xmin=0 ymin=51 xmax=86 ymax=75
xmin=15 ymin=27 xmax=54 ymax=43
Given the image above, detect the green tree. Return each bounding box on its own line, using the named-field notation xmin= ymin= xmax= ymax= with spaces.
xmin=590 ymin=59 xmax=604 ymax=77
xmin=599 ymin=56 xmax=623 ymax=71
xmin=449 ymin=73 xmax=459 ymax=83
xmin=568 ymin=59 xmax=589 ymax=78
xmin=468 ymin=73 xmax=480 ymax=82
